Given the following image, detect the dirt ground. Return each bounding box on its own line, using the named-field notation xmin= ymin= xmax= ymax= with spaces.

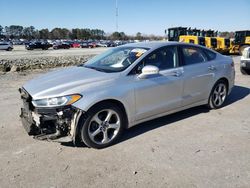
xmin=0 ymin=56 xmax=249 ymax=188
xmin=0 ymin=45 xmax=107 ymax=59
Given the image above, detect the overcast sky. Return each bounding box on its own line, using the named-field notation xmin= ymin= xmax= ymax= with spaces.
xmin=0 ymin=0 xmax=250 ymax=35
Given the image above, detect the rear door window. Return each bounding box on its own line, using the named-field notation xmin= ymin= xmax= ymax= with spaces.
xmin=181 ymin=46 xmax=207 ymax=65
xmin=203 ymin=49 xmax=217 ymax=61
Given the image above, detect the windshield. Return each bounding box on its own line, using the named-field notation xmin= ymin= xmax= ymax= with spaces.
xmin=81 ymin=46 xmax=149 ymax=72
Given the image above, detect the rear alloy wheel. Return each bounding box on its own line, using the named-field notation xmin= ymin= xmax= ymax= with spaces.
xmin=208 ymin=81 xmax=228 ymax=109
xmin=79 ymin=103 xmax=125 ymax=149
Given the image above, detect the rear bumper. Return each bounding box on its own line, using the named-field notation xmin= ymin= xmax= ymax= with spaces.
xmin=19 ymin=88 xmax=83 ymax=143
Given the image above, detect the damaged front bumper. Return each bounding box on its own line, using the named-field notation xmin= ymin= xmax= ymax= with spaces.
xmin=19 ymin=88 xmax=83 ymax=143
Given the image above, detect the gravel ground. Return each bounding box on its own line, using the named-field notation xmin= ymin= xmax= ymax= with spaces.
xmin=0 ymin=45 xmax=107 ymax=72
xmin=0 ymin=45 xmax=107 ymax=59
xmin=0 ymin=56 xmax=249 ymax=188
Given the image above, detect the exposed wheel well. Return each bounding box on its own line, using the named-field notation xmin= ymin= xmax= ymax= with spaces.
xmin=74 ymin=99 xmax=129 ymax=146
xmin=88 ymin=99 xmax=129 ymax=128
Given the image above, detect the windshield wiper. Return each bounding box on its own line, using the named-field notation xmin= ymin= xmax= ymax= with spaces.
xmin=82 ymin=65 xmax=107 ymax=72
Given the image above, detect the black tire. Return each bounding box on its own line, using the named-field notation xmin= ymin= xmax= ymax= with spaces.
xmin=207 ymin=80 xmax=228 ymax=109
xmin=78 ymin=102 xmax=125 ymax=149
xmin=240 ymin=67 xmax=250 ymax=75
xmin=6 ymin=47 xmax=13 ymax=51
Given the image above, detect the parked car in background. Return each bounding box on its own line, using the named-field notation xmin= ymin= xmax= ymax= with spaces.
xmin=11 ymin=39 xmax=24 ymax=45
xmin=0 ymin=42 xmax=13 ymax=51
xmin=80 ymin=42 xmax=89 ymax=48
xmin=88 ymin=42 xmax=97 ymax=48
xmin=240 ymin=46 xmax=250 ymax=75
xmin=106 ymin=41 xmax=117 ymax=47
xmin=96 ymin=42 xmax=108 ymax=47
xmin=20 ymin=42 xmax=235 ymax=149
xmin=71 ymin=42 xmax=81 ymax=48
xmin=80 ymin=42 xmax=96 ymax=48
xmin=53 ymin=42 xmax=70 ymax=49
xmin=25 ymin=41 xmax=52 ymax=50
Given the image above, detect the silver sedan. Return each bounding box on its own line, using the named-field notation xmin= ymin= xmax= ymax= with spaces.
xmin=20 ymin=42 xmax=235 ymax=148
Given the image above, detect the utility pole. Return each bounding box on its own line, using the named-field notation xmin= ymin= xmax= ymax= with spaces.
xmin=116 ymin=0 xmax=118 ymax=32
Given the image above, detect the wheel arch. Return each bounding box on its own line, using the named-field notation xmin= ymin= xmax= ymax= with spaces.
xmin=75 ymin=98 xmax=129 ymax=131
xmin=208 ymin=77 xmax=229 ymax=101
xmin=87 ymin=99 xmax=129 ymax=127
xmin=73 ymin=98 xmax=129 ymax=146
xmin=216 ymin=77 xmax=229 ymax=91
xmin=207 ymin=77 xmax=230 ymax=109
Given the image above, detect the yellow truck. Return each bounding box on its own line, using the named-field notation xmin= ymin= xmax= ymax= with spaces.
xmin=201 ymin=30 xmax=218 ymax=50
xmin=202 ymin=30 xmax=230 ymax=53
xmin=179 ymin=35 xmax=206 ymax=46
xmin=205 ymin=37 xmax=217 ymax=50
xmin=230 ymin=30 xmax=250 ymax=55
xmin=168 ymin=27 xmax=206 ymax=46
xmin=167 ymin=27 xmax=234 ymax=54
xmin=215 ymin=37 xmax=230 ymax=54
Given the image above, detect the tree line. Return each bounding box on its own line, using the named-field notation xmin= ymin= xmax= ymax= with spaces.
xmin=0 ymin=25 xmax=163 ymax=41
xmin=0 ymin=25 xmax=105 ymax=40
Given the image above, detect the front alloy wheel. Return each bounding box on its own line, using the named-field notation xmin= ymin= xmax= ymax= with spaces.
xmin=208 ymin=81 xmax=228 ymax=109
xmin=79 ymin=103 xmax=125 ymax=149
xmin=88 ymin=109 xmax=121 ymax=145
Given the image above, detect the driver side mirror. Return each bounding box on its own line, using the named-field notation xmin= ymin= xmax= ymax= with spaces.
xmin=138 ymin=65 xmax=159 ymax=79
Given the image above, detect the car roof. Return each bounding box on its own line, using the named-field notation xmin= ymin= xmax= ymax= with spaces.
xmin=122 ymin=41 xmax=206 ymax=50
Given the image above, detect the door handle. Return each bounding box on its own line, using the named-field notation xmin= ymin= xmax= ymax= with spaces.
xmin=172 ymin=71 xmax=183 ymax=77
xmin=174 ymin=71 xmax=182 ymax=77
xmin=208 ymin=65 xmax=216 ymax=71
xmin=165 ymin=70 xmax=183 ymax=77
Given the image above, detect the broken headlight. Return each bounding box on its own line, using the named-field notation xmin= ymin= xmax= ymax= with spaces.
xmin=32 ymin=94 xmax=82 ymax=107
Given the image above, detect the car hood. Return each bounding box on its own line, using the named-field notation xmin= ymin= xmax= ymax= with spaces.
xmin=23 ymin=66 xmax=118 ymax=99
